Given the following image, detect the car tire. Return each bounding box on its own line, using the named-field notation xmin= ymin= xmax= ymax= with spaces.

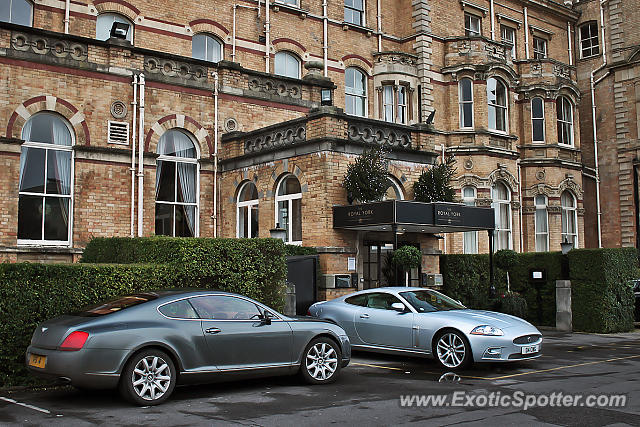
xmin=119 ymin=349 xmax=176 ymax=406
xmin=432 ymin=330 xmax=472 ymax=370
xmin=299 ymin=337 xmax=342 ymax=385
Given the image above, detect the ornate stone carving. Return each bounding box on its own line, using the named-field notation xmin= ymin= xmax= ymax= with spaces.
xmin=530 ymin=62 xmax=542 ymax=76
xmin=553 ymin=64 xmax=571 ymax=80
xmin=144 ymin=56 xmax=208 ymax=82
xmin=244 ymin=124 xmax=307 ymax=153
xmin=536 ymin=169 xmax=546 ymax=181
xmin=463 ymin=158 xmax=474 ymax=170
xmin=485 ymin=44 xmax=506 ymax=62
xmin=373 ymin=52 xmax=418 ymax=66
xmin=247 ymin=76 xmax=302 ymax=99
xmin=110 ymin=101 xmax=127 ymax=119
xmin=347 ymin=122 xmax=412 ymax=149
xmin=522 ymin=206 xmax=536 ymax=214
xmin=11 ymin=31 xmax=88 ymax=61
xmin=548 ymin=206 xmax=562 ymax=214
xmin=224 ymin=118 xmax=239 ymax=133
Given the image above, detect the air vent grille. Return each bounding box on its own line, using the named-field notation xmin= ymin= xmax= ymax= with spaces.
xmin=108 ymin=121 xmax=129 ymax=145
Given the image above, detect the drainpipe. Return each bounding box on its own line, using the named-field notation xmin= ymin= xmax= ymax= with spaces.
xmin=265 ymin=0 xmax=270 ymax=73
xmin=590 ymin=0 xmax=609 ymax=248
xmin=376 ymin=0 xmax=382 ymax=51
xmin=212 ymin=72 xmax=219 ymax=238
xmin=137 ymin=74 xmax=145 ymax=237
xmin=64 ymin=0 xmax=70 ymax=34
xmin=323 ymin=0 xmax=329 ymax=76
xmin=130 ymin=75 xmax=138 ymax=238
xmin=490 ymin=0 xmax=495 ymax=40
xmin=517 ymin=160 xmax=523 ymax=252
xmin=567 ymin=22 xmax=573 ymax=65
xmin=524 ymin=7 xmax=530 ymax=59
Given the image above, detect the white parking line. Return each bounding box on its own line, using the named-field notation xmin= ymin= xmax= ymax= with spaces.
xmin=0 ymin=396 xmax=51 ymax=414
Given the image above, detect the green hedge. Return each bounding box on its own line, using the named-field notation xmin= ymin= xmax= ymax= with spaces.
xmin=284 ymin=245 xmax=318 ymax=257
xmin=568 ymin=248 xmax=636 ymax=333
xmin=1 ymin=237 xmax=287 ymax=387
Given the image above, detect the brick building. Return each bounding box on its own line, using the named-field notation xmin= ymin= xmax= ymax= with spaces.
xmin=0 ymin=0 xmax=598 ymax=297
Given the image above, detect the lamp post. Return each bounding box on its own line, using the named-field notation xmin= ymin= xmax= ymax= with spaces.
xmin=560 ymin=236 xmax=574 ymax=279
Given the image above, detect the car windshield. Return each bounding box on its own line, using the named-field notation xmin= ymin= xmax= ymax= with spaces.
xmin=74 ymin=294 xmax=158 ymax=317
xmin=400 ymin=290 xmax=466 ymax=313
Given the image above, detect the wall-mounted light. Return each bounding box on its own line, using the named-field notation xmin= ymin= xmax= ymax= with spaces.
xmin=110 ymin=22 xmax=130 ymax=39
xmin=560 ymin=237 xmax=574 ymax=255
xmin=321 ymin=88 xmax=333 ymax=106
xmin=269 ymin=223 xmax=287 ymax=242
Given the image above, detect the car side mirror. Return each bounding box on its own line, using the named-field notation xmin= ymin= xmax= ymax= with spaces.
xmin=261 ymin=311 xmax=273 ymax=325
xmin=391 ymin=302 xmax=406 ymax=312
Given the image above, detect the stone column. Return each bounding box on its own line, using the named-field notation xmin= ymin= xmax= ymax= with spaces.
xmin=556 ymin=280 xmax=572 ymax=332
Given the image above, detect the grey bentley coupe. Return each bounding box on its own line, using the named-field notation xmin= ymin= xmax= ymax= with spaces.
xmin=26 ymin=290 xmax=351 ymax=405
xmin=309 ymin=287 xmax=542 ymax=369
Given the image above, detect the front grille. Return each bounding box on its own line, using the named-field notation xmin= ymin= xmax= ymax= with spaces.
xmin=513 ymin=334 xmax=542 ymax=345
xmin=508 ymin=351 xmax=540 ymax=360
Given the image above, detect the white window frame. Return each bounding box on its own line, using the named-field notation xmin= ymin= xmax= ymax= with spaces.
xmin=531 ymin=97 xmax=545 ymax=143
xmin=492 ymin=182 xmax=512 ymax=251
xmin=274 ymin=51 xmax=301 ymax=79
xmin=96 ymin=12 xmax=134 ymax=43
xmin=500 ymin=24 xmax=516 ymax=59
xmin=487 ymin=77 xmax=508 ymax=134
xmin=458 ymin=78 xmax=474 ymax=129
xmin=580 ymin=22 xmax=600 ymax=59
xmin=192 ymin=33 xmax=223 ymax=63
xmin=18 ymin=112 xmax=75 ymax=247
xmin=383 ymin=176 xmax=404 ymax=201
xmin=275 ymin=174 xmax=302 ymax=245
xmin=275 ymin=0 xmax=300 ymax=6
xmin=561 ymin=191 xmax=578 ymax=247
xmin=155 ymin=130 xmax=200 ymax=238
xmin=534 ymin=194 xmax=549 ymax=252
xmin=345 ymin=67 xmax=367 ymax=117
xmin=533 ymin=36 xmax=547 ymax=59
xmin=397 ymin=85 xmax=407 ymax=125
xmin=462 ymin=186 xmax=478 ymax=254
xmin=1 ymin=0 xmax=33 ymax=26
xmin=557 ymin=96 xmax=574 ymax=146
xmin=344 ymin=0 xmax=365 ymax=26
xmin=464 ymin=13 xmax=481 ymax=37
xmin=236 ymin=181 xmax=259 ymax=238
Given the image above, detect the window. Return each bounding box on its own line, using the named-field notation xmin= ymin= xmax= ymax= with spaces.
xmin=189 ymin=296 xmax=262 ymax=320
xmin=458 ymin=78 xmax=473 ymax=129
xmin=382 ymin=84 xmax=409 ymax=124
xmin=580 ymin=22 xmax=600 ymax=59
xmin=192 ymin=33 xmax=222 ymax=63
xmin=383 ymin=177 xmax=404 ymax=201
xmin=487 ymin=77 xmax=508 ymax=133
xmin=531 ymin=97 xmax=545 ymax=143
xmin=533 ymin=37 xmax=547 ymax=59
xmin=18 ymin=112 xmax=73 ymax=246
xmin=237 ymin=181 xmax=259 ymax=238
xmin=492 ymin=182 xmax=512 ymax=250
xmin=274 ymin=51 xmax=301 ymax=79
xmin=345 ymin=67 xmax=367 ymax=117
xmin=462 ymin=187 xmax=478 ymax=254
xmin=345 ymin=294 xmax=368 ymax=307
xmin=365 ymin=292 xmax=402 ymax=310
xmin=1 ymin=0 xmax=33 ymax=26
xmin=561 ymin=191 xmax=578 ymax=246
xmin=275 ymin=174 xmax=302 ymax=244
xmin=501 ymin=25 xmax=516 ymax=59
xmin=464 ymin=13 xmax=481 ymax=37
xmin=344 ymin=0 xmax=364 ymax=26
xmin=159 ymin=299 xmax=199 ymax=319
xmin=76 ymin=294 xmax=157 ymax=317
xmin=155 ymin=129 xmax=199 ymax=237
xmin=275 ymin=0 xmax=299 ymax=5
xmin=535 ymin=194 xmax=548 ymax=252
xmin=557 ymin=96 xmax=574 ymax=146
xmin=96 ymin=13 xmax=134 ymax=43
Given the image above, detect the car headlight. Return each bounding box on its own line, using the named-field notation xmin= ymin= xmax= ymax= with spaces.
xmin=470 ymin=325 xmax=504 ymax=336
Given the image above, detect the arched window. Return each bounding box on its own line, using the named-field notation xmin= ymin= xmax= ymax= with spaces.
xmin=96 ymin=13 xmax=134 ymax=43
xmin=459 ymin=78 xmax=473 ymax=129
xmin=383 ymin=177 xmax=404 ymax=201
xmin=462 ymin=186 xmax=478 ymax=254
xmin=18 ymin=112 xmax=74 ymax=245
xmin=531 ymin=97 xmax=545 ymax=143
xmin=487 ymin=77 xmax=508 ymax=133
xmin=155 ymin=129 xmax=199 ymax=237
xmin=535 ymin=194 xmax=548 ymax=252
xmin=491 ymin=182 xmax=512 ymax=250
xmin=561 ymin=191 xmax=578 ymax=246
xmin=237 ymin=182 xmax=259 ymax=238
xmin=557 ymin=97 xmax=574 ymax=146
xmin=1 ymin=0 xmax=33 ymax=26
xmin=345 ymin=67 xmax=367 ymax=117
xmin=192 ymin=33 xmax=223 ymax=63
xmin=274 ymin=51 xmax=301 ymax=79
xmin=275 ymin=174 xmax=302 ymax=244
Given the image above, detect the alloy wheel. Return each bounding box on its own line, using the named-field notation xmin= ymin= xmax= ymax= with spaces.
xmin=436 ymin=332 xmax=467 ymax=368
xmin=305 ymin=342 xmax=338 ymax=381
xmin=131 ymin=355 xmax=172 ymax=401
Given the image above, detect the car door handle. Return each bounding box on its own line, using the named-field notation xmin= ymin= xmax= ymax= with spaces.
xmin=205 ymin=327 xmax=221 ymax=334
xmin=359 ymin=314 xmax=370 ymax=319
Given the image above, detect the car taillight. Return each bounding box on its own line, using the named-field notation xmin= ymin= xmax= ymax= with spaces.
xmin=59 ymin=331 xmax=89 ymax=351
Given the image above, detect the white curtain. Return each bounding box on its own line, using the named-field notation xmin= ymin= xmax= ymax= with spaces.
xmin=177 ymin=162 xmax=196 ymax=236
xmin=155 ymin=161 xmax=163 ymax=199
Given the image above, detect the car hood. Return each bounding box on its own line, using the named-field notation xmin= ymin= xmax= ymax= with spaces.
xmin=420 ymin=309 xmax=537 ymax=330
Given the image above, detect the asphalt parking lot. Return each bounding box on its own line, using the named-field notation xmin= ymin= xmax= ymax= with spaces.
xmin=1 ymin=330 xmax=640 ymax=427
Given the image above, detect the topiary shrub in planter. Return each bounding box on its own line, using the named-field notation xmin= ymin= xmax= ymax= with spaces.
xmin=342 ymin=145 xmax=389 ymax=203
xmin=494 ymin=292 xmax=528 ymax=319
xmin=392 ymin=246 xmax=422 ymax=286
xmin=413 ymin=156 xmax=456 ymax=203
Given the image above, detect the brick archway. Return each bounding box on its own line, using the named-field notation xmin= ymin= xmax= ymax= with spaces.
xmin=145 ymin=114 xmax=212 ymax=158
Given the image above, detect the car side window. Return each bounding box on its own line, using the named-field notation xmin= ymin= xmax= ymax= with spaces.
xmin=345 ymin=294 xmax=368 ymax=307
xmin=189 ymin=296 xmax=262 ymax=320
xmin=366 ymin=293 xmax=402 ymax=310
xmin=158 ymin=299 xmax=199 ymax=319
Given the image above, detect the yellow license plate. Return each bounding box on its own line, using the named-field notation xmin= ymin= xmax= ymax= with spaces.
xmin=28 ymin=354 xmax=46 ymax=369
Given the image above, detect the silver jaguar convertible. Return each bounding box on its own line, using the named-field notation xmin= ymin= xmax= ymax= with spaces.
xmin=26 ymin=290 xmax=350 ymax=405
xmin=309 ymin=287 xmax=541 ymax=369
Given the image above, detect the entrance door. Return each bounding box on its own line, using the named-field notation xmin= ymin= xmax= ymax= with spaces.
xmin=363 ymin=242 xmax=421 ymax=287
